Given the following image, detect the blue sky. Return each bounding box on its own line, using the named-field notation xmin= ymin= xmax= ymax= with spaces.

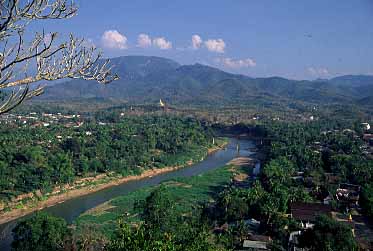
xmin=31 ymin=0 xmax=373 ymax=80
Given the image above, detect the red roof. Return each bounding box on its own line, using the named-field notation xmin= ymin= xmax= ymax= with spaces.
xmin=290 ymin=202 xmax=332 ymax=222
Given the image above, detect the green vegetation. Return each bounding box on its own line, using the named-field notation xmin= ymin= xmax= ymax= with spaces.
xmin=298 ymin=215 xmax=358 ymax=251
xmin=106 ymin=185 xmax=224 ymax=251
xmin=2 ymin=40 xmax=373 ymax=250
xmin=0 ymin=115 xmax=213 ymax=206
xmin=11 ymin=165 xmax=238 ymax=251
xmin=202 ymin=118 xmax=371 ymax=249
xmin=76 ymin=165 xmax=236 ymax=236
xmin=12 ymin=212 xmax=70 ymax=251
xmin=7 ymin=109 xmax=373 ymax=250
xmin=361 ymin=184 xmax=373 ymax=219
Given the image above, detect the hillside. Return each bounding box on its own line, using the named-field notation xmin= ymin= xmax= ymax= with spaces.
xmin=40 ymin=56 xmax=373 ymax=107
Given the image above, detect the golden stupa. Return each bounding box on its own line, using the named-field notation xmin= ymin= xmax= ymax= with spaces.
xmin=159 ymin=99 xmax=165 ymax=107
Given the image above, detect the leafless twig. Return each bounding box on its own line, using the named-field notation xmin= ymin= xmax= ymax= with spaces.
xmin=0 ymin=0 xmax=119 ymax=114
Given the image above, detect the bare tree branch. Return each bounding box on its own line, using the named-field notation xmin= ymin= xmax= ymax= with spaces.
xmin=0 ymin=0 xmax=119 ymax=114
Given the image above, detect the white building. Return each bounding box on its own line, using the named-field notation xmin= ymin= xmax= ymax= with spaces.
xmin=362 ymin=123 xmax=371 ymax=131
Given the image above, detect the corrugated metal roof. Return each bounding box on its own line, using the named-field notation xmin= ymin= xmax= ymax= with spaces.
xmin=243 ymin=240 xmax=268 ymax=249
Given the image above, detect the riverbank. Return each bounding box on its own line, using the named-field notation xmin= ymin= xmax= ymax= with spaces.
xmin=0 ymin=141 xmax=228 ymax=225
xmin=75 ymin=163 xmax=249 ymax=236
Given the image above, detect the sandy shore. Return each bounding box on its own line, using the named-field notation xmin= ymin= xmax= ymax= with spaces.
xmin=227 ymin=156 xmax=255 ymax=167
xmin=0 ymin=143 xmax=228 ymax=225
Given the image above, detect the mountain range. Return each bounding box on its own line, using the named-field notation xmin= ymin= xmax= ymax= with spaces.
xmin=40 ymin=56 xmax=373 ymax=108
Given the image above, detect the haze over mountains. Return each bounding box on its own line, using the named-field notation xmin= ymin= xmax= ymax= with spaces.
xmin=41 ymin=56 xmax=373 ymax=107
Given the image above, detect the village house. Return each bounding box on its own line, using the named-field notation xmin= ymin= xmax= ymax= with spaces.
xmin=287 ymin=202 xmax=333 ymax=250
xmin=241 ymin=240 xmax=269 ymax=251
xmin=336 ymin=183 xmax=361 ymax=208
xmin=290 ymin=202 xmax=332 ymax=228
xmin=361 ymin=122 xmax=371 ymax=131
xmin=241 ymin=234 xmax=272 ymax=251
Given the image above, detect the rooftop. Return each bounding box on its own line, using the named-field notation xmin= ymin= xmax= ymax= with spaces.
xmin=242 ymin=240 xmax=268 ymax=250
xmin=290 ymin=202 xmax=332 ymax=222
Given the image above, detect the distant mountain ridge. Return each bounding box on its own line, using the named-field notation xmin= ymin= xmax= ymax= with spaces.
xmin=40 ymin=56 xmax=373 ymax=107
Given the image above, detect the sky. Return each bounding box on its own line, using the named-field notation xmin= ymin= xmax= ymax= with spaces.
xmin=30 ymin=0 xmax=373 ymax=80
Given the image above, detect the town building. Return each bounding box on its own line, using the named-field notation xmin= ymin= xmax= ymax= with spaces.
xmin=336 ymin=183 xmax=361 ymax=208
xmin=361 ymin=122 xmax=371 ymax=131
xmin=290 ymin=202 xmax=332 ymax=227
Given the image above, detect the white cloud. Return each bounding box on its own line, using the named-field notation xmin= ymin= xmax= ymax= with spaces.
xmin=216 ymin=57 xmax=256 ymax=68
xmin=101 ymin=30 xmax=128 ymax=50
xmin=191 ymin=34 xmax=203 ymax=49
xmin=307 ymin=67 xmax=330 ymax=76
xmin=205 ymin=39 xmax=225 ymax=53
xmin=137 ymin=33 xmax=152 ymax=48
xmin=153 ymin=37 xmax=172 ymax=50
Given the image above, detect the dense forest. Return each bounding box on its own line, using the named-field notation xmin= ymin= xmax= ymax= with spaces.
xmin=9 ymin=115 xmax=373 ymax=250
xmin=206 ymin=118 xmax=373 ymax=250
xmin=0 ymin=115 xmax=213 ymax=207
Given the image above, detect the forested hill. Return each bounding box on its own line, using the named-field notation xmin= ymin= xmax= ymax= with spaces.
xmin=40 ymin=56 xmax=373 ymax=107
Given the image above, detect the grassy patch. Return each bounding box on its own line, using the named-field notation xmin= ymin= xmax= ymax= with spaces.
xmin=75 ymin=165 xmax=236 ymax=236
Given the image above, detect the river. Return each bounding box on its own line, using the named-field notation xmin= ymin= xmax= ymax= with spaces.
xmin=0 ymin=137 xmax=256 ymax=250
